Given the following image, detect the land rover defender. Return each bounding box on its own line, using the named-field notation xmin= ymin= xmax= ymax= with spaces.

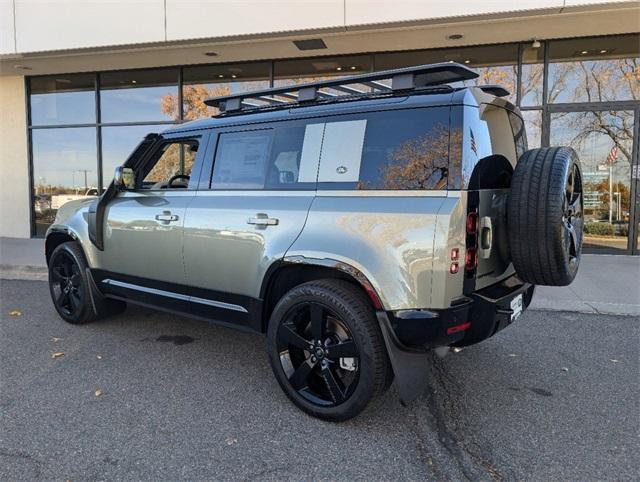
xmin=45 ymin=63 xmax=583 ymax=421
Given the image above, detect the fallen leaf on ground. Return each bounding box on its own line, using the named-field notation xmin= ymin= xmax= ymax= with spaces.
xmin=561 ymin=367 xmax=569 ymax=372
xmin=610 ymin=359 xmax=620 ymax=363
xmin=96 ymin=354 xmax=102 ymax=360
xmin=51 ymin=337 xmax=62 ymax=342
xmin=51 ymin=352 xmax=65 ymax=359
xmin=225 ymin=437 xmax=237 ymax=446
xmin=9 ymin=310 xmax=22 ymax=316
xmin=94 ymin=389 xmax=103 ymax=397
xmin=508 ymin=353 xmax=518 ymax=357
xmin=427 ymin=457 xmax=433 ymax=466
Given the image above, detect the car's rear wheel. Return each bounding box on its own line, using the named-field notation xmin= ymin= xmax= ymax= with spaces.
xmin=48 ymin=241 xmax=125 ymax=324
xmin=267 ymin=279 xmax=390 ymax=421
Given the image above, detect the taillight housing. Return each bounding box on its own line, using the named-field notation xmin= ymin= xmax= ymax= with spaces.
xmin=465 ymin=209 xmax=479 ymax=275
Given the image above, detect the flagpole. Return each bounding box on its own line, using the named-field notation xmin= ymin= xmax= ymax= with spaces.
xmin=609 ymin=164 xmax=613 ymax=224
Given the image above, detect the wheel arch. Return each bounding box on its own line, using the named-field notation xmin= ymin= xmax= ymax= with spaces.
xmin=45 ymin=228 xmax=80 ymax=265
xmin=260 ymin=256 xmax=384 ymax=332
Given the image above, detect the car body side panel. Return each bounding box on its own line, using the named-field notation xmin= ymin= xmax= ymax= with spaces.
xmin=286 ymin=191 xmax=447 ymax=311
xmin=182 ymin=191 xmax=314 ymax=300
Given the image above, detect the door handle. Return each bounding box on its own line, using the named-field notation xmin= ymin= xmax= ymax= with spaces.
xmin=155 ymin=211 xmax=179 ymax=223
xmin=247 ymin=213 xmax=279 ymax=227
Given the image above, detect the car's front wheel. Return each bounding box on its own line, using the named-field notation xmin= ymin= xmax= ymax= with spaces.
xmin=266 ymin=279 xmax=391 ymax=421
xmin=48 ymin=241 xmax=125 ymax=324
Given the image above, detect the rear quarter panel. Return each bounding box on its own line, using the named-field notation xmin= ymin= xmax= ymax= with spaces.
xmin=287 ymin=191 xmax=448 ymax=311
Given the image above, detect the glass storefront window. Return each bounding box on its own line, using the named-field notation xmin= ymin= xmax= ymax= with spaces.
xmin=520 ymin=43 xmax=544 ymax=107
xmin=31 ymin=127 xmax=98 ymax=236
xmin=101 ymin=125 xmax=160 ymax=186
xmin=182 ymin=62 xmax=270 ymax=119
xmin=274 ymin=55 xmax=373 ymax=97
xmin=521 ymin=110 xmax=542 ymax=148
xmin=30 ymin=74 xmax=95 ymax=126
xmin=100 ymin=69 xmax=179 ymax=122
xmin=548 ymin=34 xmax=640 ymax=104
xmin=375 ymin=44 xmax=518 ymax=103
xmin=550 ymin=110 xmax=635 ymax=253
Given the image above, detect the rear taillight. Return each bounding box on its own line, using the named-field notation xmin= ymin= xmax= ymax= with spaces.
xmin=465 ymin=247 xmax=478 ymax=269
xmin=465 ymin=209 xmax=479 ymax=275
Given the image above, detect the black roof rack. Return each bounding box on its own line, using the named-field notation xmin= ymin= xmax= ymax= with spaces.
xmin=205 ymin=62 xmax=478 ymax=114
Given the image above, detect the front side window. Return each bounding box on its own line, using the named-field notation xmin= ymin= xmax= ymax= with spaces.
xmin=316 ymin=107 xmax=451 ymax=190
xmin=139 ymin=140 xmax=199 ymax=190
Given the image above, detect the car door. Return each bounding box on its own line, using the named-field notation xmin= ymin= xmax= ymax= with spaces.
xmin=93 ymin=130 xmax=209 ymax=311
xmin=182 ymin=120 xmax=322 ymax=329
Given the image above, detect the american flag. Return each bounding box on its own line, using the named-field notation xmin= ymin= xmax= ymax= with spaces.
xmin=606 ymin=145 xmax=618 ymax=166
xmin=470 ymin=128 xmax=477 ymax=156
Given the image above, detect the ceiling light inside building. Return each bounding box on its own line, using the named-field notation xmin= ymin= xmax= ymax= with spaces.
xmin=600 ymin=49 xmax=608 ymax=54
xmin=531 ymin=39 xmax=541 ymax=49
xmin=350 ymin=66 xmax=357 ymax=70
xmin=464 ymin=59 xmax=471 ymax=64
xmin=218 ymin=74 xmax=224 ymax=78
xmin=580 ymin=50 xmax=589 ymax=55
xmin=231 ymin=74 xmax=237 ymax=78
xmin=336 ymin=67 xmax=342 ymax=71
xmin=447 ymin=34 xmax=464 ymax=40
xmin=293 ymin=38 xmax=328 ymax=51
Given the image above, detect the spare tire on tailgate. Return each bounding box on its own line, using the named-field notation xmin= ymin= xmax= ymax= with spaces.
xmin=507 ymin=147 xmax=583 ymax=286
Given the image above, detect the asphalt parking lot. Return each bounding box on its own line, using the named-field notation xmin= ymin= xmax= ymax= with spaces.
xmin=1 ymin=279 xmax=638 ymax=481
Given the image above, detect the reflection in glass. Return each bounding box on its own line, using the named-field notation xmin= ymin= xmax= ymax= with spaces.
xmin=550 ymin=110 xmax=634 ymax=253
xmin=100 ymin=69 xmax=178 ymax=122
xmin=520 ymin=44 xmax=544 ymax=106
xmin=548 ymin=34 xmax=639 ymax=103
xmin=521 ymin=110 xmax=542 ymax=148
xmin=274 ymin=55 xmax=373 ymax=98
xmin=32 ymin=127 xmax=98 ymax=236
xmin=375 ymin=45 xmax=518 ymax=103
xmin=181 ymin=63 xmax=271 ymax=119
xmin=30 ymin=74 xmax=95 ymax=126
xmin=101 ymin=125 xmax=158 ymax=186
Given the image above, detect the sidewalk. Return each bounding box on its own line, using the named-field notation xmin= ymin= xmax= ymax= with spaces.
xmin=1 ymin=237 xmax=638 ymax=315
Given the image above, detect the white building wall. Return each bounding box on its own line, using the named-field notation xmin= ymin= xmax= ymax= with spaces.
xmin=1 ymin=0 xmax=633 ymax=55
xmin=0 ymin=75 xmax=30 ymax=238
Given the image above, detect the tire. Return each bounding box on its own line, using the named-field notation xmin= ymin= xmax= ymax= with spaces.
xmin=48 ymin=241 xmax=126 ymax=324
xmin=266 ymin=279 xmax=391 ymax=421
xmin=508 ymin=147 xmax=584 ymax=286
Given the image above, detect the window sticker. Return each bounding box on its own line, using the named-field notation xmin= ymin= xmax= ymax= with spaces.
xmin=318 ymin=120 xmax=367 ymax=183
xmin=298 ymin=123 xmax=325 ymax=182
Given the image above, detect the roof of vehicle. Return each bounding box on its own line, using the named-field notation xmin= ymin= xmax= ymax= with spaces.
xmin=162 ymin=62 xmax=516 ymax=135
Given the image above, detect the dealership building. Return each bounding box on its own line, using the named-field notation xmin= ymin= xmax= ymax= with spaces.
xmin=0 ymin=0 xmax=638 ymax=254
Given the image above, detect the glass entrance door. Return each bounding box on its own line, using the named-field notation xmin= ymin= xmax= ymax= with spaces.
xmin=550 ymin=109 xmax=636 ymax=254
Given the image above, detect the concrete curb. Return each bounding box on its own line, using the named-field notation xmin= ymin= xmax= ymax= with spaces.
xmin=0 ymin=264 xmax=48 ymax=281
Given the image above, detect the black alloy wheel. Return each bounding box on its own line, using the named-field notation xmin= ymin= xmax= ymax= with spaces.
xmin=48 ymin=241 xmax=125 ymax=324
xmin=563 ymin=162 xmax=583 ymax=268
xmin=276 ymin=301 xmax=360 ymax=406
xmin=267 ymin=279 xmax=391 ymax=421
xmin=50 ymin=248 xmax=85 ymax=317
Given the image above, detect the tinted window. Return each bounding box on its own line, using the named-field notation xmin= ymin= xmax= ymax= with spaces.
xmin=30 ymin=74 xmax=95 ymax=126
xmin=508 ymin=112 xmax=527 ymax=159
xmin=317 ymin=107 xmax=451 ymax=190
xmin=211 ymin=124 xmax=320 ymax=190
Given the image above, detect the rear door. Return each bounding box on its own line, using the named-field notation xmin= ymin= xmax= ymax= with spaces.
xmin=182 ymin=119 xmax=322 ymax=329
xmin=465 ymin=103 xmax=523 ymax=289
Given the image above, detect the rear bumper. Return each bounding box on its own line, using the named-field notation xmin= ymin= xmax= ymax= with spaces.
xmin=383 ymin=274 xmax=535 ymax=351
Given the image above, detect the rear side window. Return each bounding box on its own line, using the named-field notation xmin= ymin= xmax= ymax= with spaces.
xmin=508 ymin=112 xmax=527 ymax=159
xmin=316 ymin=107 xmax=451 ymax=190
xmin=211 ymin=123 xmax=320 ymax=190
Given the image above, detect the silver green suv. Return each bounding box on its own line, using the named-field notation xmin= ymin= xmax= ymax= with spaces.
xmin=45 ymin=64 xmax=584 ymax=421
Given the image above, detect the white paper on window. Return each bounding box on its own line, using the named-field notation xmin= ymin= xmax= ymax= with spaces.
xmin=297 ymin=123 xmax=325 ymax=183
xmin=317 ymin=120 xmax=367 ymax=183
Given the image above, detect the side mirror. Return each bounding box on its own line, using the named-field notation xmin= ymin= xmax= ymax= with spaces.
xmin=114 ymin=166 xmax=135 ymax=190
